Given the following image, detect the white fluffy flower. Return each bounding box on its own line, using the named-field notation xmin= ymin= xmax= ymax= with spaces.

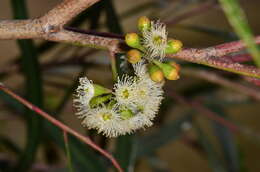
xmin=133 ymin=60 xmax=147 ymax=78
xmin=114 ymin=75 xmax=137 ymax=107
xmin=73 ymin=77 xmax=94 ymax=118
xmin=74 ymin=63 xmax=165 ymax=137
xmin=121 ymin=115 xmax=153 ymax=133
xmin=118 ymin=63 xmax=164 ymax=133
xmin=143 ymin=20 xmax=168 ymax=61
xmin=133 ymin=62 xmax=164 ymax=105
xmin=82 ymin=106 xmax=124 ymax=137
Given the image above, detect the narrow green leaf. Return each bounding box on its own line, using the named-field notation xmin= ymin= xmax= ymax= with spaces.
xmin=195 ymin=124 xmax=227 ymax=172
xmin=63 ymin=132 xmax=74 ymax=172
xmin=218 ymin=0 xmax=260 ymax=67
xmin=0 ymin=136 xmax=21 ymax=154
xmin=0 ymin=92 xmax=25 ymax=114
xmin=45 ymin=122 xmax=106 ymax=172
xmin=208 ymin=104 xmax=244 ymax=172
xmin=10 ymin=0 xmax=43 ymax=171
xmin=114 ymin=135 xmax=136 ymax=172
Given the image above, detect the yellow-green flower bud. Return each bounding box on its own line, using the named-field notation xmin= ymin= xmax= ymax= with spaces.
xmin=93 ymin=84 xmax=111 ymax=97
xmin=125 ymin=33 xmax=142 ymax=50
xmin=165 ymin=39 xmax=183 ymax=54
xmin=89 ymin=94 xmax=112 ymax=108
xmin=126 ymin=49 xmax=142 ymax=64
xmin=138 ymin=16 xmax=151 ymax=32
xmin=148 ymin=64 xmax=164 ymax=83
xmin=166 ymin=61 xmax=181 ymax=72
xmin=153 ymin=60 xmax=179 ymax=80
xmin=120 ymin=108 xmax=134 ymax=120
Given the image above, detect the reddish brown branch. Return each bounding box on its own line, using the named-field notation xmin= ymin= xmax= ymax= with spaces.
xmin=45 ymin=29 xmax=121 ymax=50
xmin=222 ymin=54 xmax=252 ymax=63
xmin=0 ymin=19 xmax=43 ymax=39
xmin=168 ymin=36 xmax=260 ymax=78
xmin=0 ymin=83 xmax=123 ymax=172
xmin=39 ymin=0 xmax=100 ymax=27
xmin=1 ymin=0 xmax=260 ymax=79
xmin=0 ymin=0 xmax=260 ymax=79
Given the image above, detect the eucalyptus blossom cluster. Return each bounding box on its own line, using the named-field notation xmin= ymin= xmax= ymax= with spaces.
xmin=125 ymin=16 xmax=183 ymax=62
xmin=125 ymin=16 xmax=182 ymax=83
xmin=73 ymin=17 xmax=183 ymax=137
xmin=74 ymin=62 xmax=163 ymax=137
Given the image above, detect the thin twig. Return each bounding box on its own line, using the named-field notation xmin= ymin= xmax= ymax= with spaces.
xmin=168 ymin=91 xmax=239 ymax=132
xmin=169 ymin=91 xmax=260 ymax=144
xmin=222 ymin=53 xmax=252 ymax=63
xmin=243 ymin=77 xmax=260 ymax=87
xmin=165 ymin=1 xmax=218 ymax=26
xmin=0 ymin=83 xmax=123 ymax=172
xmin=39 ymin=0 xmax=101 ymax=27
xmin=168 ymin=36 xmax=260 ymax=78
xmin=181 ymin=68 xmax=260 ymax=100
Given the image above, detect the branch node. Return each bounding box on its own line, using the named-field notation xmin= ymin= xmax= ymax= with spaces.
xmin=42 ymin=23 xmax=61 ymax=35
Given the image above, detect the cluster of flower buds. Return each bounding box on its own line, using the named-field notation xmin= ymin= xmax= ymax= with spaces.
xmin=73 ymin=17 xmax=183 ymax=137
xmin=125 ymin=16 xmax=182 ymax=83
xmin=74 ymin=62 xmax=163 ymax=137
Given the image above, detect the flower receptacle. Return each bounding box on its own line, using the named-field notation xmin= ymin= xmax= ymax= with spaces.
xmin=166 ymin=61 xmax=181 ymax=72
xmin=153 ymin=60 xmax=179 ymax=80
xmin=148 ymin=64 xmax=164 ymax=82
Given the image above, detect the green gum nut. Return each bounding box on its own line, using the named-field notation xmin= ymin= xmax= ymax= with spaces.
xmin=165 ymin=39 xmax=183 ymax=54
xmin=153 ymin=60 xmax=180 ymax=80
xmin=138 ymin=16 xmax=151 ymax=32
xmin=89 ymin=94 xmax=112 ymax=108
xmin=93 ymin=84 xmax=111 ymax=97
xmin=126 ymin=49 xmax=142 ymax=64
xmin=120 ymin=108 xmax=134 ymax=120
xmin=125 ymin=33 xmax=143 ymax=50
xmin=148 ymin=64 xmax=164 ymax=83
